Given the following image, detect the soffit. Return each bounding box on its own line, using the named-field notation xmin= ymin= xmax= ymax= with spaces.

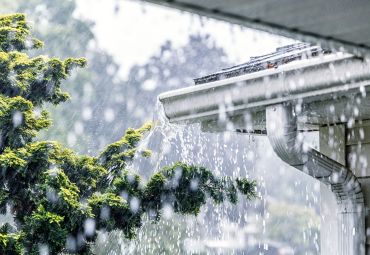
xmin=141 ymin=0 xmax=370 ymax=55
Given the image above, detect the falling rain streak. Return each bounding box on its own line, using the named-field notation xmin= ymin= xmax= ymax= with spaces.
xmin=92 ymin=99 xmax=321 ymax=255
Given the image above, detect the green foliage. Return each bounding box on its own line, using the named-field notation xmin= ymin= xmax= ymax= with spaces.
xmin=0 ymin=223 xmax=24 ymax=255
xmin=0 ymin=13 xmax=87 ymax=154
xmin=0 ymin=94 xmax=51 ymax=152
xmin=0 ymin=13 xmax=257 ymax=255
xmin=0 ymin=0 xmax=229 ymax=158
xmin=0 ymin=47 xmax=87 ymax=107
xmin=142 ymin=162 xmax=254 ymax=217
xmin=99 ymin=122 xmax=152 ymax=175
xmin=0 ymin=13 xmax=43 ymax=53
xmin=236 ymin=177 xmax=259 ymax=202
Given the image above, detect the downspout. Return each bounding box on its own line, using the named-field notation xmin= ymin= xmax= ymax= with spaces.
xmin=266 ymin=103 xmax=365 ymax=255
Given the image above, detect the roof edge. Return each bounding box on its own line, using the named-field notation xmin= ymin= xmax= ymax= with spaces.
xmin=139 ymin=0 xmax=370 ymax=57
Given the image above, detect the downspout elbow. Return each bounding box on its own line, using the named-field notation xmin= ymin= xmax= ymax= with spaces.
xmin=266 ymin=103 xmax=365 ymax=255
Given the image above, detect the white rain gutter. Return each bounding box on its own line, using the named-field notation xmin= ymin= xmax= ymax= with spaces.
xmin=266 ymin=103 xmax=365 ymax=255
xmin=159 ymin=53 xmax=370 ymax=126
xmin=158 ymin=53 xmax=370 ymax=255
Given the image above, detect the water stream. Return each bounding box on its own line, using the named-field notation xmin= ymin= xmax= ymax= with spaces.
xmin=94 ymin=99 xmax=321 ymax=255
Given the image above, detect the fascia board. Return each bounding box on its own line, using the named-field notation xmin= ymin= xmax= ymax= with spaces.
xmin=159 ymin=53 xmax=370 ymax=125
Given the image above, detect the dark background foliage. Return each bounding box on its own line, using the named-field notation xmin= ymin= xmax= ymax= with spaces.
xmin=0 ymin=1 xmax=321 ymax=254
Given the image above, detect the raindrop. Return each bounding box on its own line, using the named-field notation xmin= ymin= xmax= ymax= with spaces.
xmin=163 ymin=204 xmax=173 ymax=220
xmin=101 ymin=206 xmax=110 ymax=220
xmin=141 ymin=79 xmax=157 ymax=91
xmin=33 ymin=107 xmax=41 ymax=118
xmin=39 ymin=244 xmax=49 ymax=255
xmin=330 ymin=105 xmax=335 ymax=113
xmin=130 ymin=197 xmax=140 ymax=213
xmin=82 ymin=107 xmax=92 ymax=120
xmin=67 ymin=132 xmax=77 ymax=146
xmin=66 ymin=235 xmax=76 ymax=252
xmin=104 ymin=108 xmax=115 ymax=122
xmin=84 ymin=218 xmax=96 ymax=237
xmin=347 ymin=117 xmax=355 ymax=128
xmin=74 ymin=121 xmax=84 ymax=134
xmin=190 ymin=178 xmax=199 ymax=191
xmin=12 ymin=111 xmax=22 ymax=127
xmin=120 ymin=191 xmax=128 ymax=202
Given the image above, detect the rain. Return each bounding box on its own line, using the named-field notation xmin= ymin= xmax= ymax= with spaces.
xmin=1 ymin=0 xmax=370 ymax=255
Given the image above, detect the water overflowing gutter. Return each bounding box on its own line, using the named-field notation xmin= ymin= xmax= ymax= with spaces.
xmin=159 ymin=53 xmax=370 ymax=127
xmin=158 ymin=47 xmax=370 ymax=255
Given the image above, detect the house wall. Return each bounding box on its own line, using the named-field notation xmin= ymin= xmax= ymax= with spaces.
xmin=346 ymin=120 xmax=370 ymax=254
xmin=320 ymin=124 xmax=345 ymax=255
xmin=320 ymin=121 xmax=370 ymax=255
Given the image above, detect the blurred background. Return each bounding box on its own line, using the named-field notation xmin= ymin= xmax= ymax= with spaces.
xmin=0 ymin=0 xmax=321 ymax=254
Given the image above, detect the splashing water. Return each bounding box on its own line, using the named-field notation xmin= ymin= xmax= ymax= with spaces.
xmin=129 ymin=99 xmax=182 ymax=179
xmin=93 ymin=99 xmax=321 ymax=255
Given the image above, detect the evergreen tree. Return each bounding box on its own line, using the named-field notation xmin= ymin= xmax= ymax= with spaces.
xmin=0 ymin=14 xmax=257 ymax=254
xmin=0 ymin=0 xmax=128 ymax=155
xmin=0 ymin=0 xmax=229 ymax=156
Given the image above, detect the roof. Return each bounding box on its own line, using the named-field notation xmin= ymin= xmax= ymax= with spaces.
xmin=194 ymin=43 xmax=330 ymax=85
xmin=140 ymin=0 xmax=370 ymax=55
xmin=159 ymin=52 xmax=370 ymax=131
